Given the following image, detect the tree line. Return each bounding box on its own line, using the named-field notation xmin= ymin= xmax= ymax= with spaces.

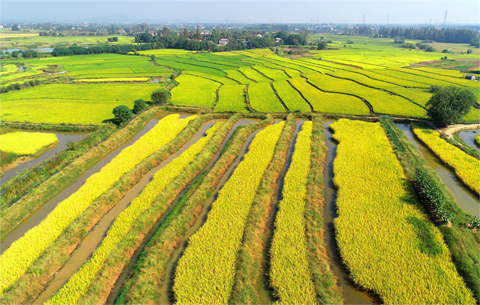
xmin=378 ymin=27 xmax=479 ymax=44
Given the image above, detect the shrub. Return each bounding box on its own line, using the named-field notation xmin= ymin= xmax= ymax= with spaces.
xmin=112 ymin=105 xmax=133 ymax=124
xmin=426 ymin=86 xmax=476 ymax=125
xmin=151 ymin=89 xmax=170 ymax=105
xmin=132 ymin=99 xmax=146 ymax=114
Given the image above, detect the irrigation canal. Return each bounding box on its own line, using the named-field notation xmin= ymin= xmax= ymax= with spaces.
xmin=457 ymin=129 xmax=480 ymax=153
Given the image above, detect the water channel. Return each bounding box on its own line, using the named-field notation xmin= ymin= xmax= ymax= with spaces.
xmin=458 ymin=129 xmax=480 ymax=153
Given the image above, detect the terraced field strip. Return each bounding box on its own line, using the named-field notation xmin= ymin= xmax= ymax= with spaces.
xmin=0 ymin=115 xmax=196 ymax=295
xmin=327 ymin=70 xmax=430 ymax=108
xmin=198 ymin=53 xmax=249 ymax=66
xmin=0 ymin=64 xmax=19 ymax=75
xmin=270 ymin=122 xmax=317 ymax=303
xmin=0 ymin=132 xmax=58 ymax=155
xmin=412 ymin=67 xmax=465 ymax=79
xmin=321 ymin=57 xmax=386 ymax=69
xmin=188 ymin=55 xmax=249 ymax=69
xmin=248 ymin=82 xmax=286 ymax=112
xmin=371 ymin=68 xmax=460 ymax=88
xmin=225 ymin=70 xmax=256 ymax=84
xmin=183 ymin=71 xmax=239 ymax=85
xmin=46 ymin=122 xmax=223 ymax=305
xmin=173 ymin=122 xmax=285 ymax=304
xmin=251 ymin=65 xmax=290 ymax=81
xmin=412 ymin=124 xmax=480 ymax=195
xmin=233 ymin=50 xmax=264 ymax=58
xmin=289 ymin=77 xmax=370 ymax=115
xmin=306 ymin=74 xmax=427 ymax=117
xmin=272 ymin=81 xmax=312 ymax=112
xmin=114 ymin=117 xmax=272 ymax=305
xmin=171 ymin=74 xmax=220 ymax=107
xmin=215 ymin=85 xmax=248 ymax=112
xmin=288 ymin=60 xmax=333 ymax=74
xmin=265 ymin=56 xmax=318 ymax=74
xmin=243 ymin=58 xmax=302 ymax=78
xmin=238 ymin=66 xmax=271 ymax=83
xmin=331 ymin=119 xmax=475 ymax=305
xmin=155 ymin=58 xmax=226 ymax=77
xmin=394 ymin=68 xmax=480 ymax=88
xmin=73 ymin=77 xmax=150 ymax=83
xmin=171 ymin=56 xmax=235 ymax=72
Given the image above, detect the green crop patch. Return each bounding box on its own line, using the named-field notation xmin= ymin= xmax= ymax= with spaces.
xmin=289 ymin=77 xmax=370 ymax=115
xmin=272 ymin=81 xmax=311 ymax=112
xmin=155 ymin=58 xmax=226 ymax=77
xmin=306 ymin=74 xmax=427 ymax=117
xmin=238 ymin=66 xmax=271 ymax=82
xmin=184 ymin=71 xmax=239 ymax=85
xmin=171 ymin=74 xmax=220 ymax=107
xmin=248 ymin=82 xmax=285 ymax=112
xmin=214 ymin=85 xmax=248 ymax=112
xmin=251 ymin=65 xmax=289 ymax=81
xmin=224 ymin=70 xmax=256 ymax=84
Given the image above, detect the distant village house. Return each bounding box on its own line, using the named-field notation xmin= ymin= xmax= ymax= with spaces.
xmin=465 ymin=74 xmax=476 ymax=81
xmin=218 ymin=38 xmax=229 ymax=46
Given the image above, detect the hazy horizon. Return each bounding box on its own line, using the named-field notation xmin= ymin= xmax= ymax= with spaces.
xmin=1 ymin=0 xmax=479 ymax=25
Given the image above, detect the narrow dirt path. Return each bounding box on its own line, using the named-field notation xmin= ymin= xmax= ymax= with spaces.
xmin=439 ymin=124 xmax=480 ymax=139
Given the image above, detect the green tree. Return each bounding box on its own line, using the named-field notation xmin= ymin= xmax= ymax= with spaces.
xmin=151 ymin=89 xmax=170 ymax=105
xmin=12 ymin=24 xmax=20 ymax=31
xmin=426 ymin=86 xmax=476 ymax=125
xmin=183 ymin=28 xmax=189 ymax=39
xmin=317 ymin=40 xmax=328 ymax=50
xmin=113 ymin=105 xmax=133 ymax=124
xmin=132 ymin=99 xmax=147 ymax=114
xmin=195 ymin=26 xmax=201 ymax=39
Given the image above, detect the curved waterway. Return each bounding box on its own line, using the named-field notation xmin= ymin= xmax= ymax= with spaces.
xmin=1 ymin=131 xmax=88 ymax=184
xmin=396 ymin=123 xmax=479 ymax=217
xmin=0 ymin=115 xmax=166 ymax=251
xmin=33 ymin=120 xmax=224 ymax=304
xmin=107 ymin=119 xmax=260 ymax=304
xmin=457 ymin=129 xmax=480 ymax=153
xmin=323 ymin=121 xmax=378 ymax=304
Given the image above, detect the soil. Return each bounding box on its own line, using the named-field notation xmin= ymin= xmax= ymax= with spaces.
xmin=439 ymin=123 xmax=480 ymax=139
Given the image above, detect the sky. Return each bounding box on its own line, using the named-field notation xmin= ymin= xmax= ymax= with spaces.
xmin=1 ymin=0 xmax=479 ymax=25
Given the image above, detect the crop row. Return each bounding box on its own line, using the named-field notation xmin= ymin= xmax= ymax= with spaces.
xmin=270 ymin=121 xmax=317 ymax=303
xmin=251 ymin=65 xmax=290 ymax=81
xmin=0 ymin=114 xmax=196 ymax=295
xmin=238 ymin=66 xmax=271 ymax=83
xmin=116 ymin=115 xmax=273 ymax=304
xmin=331 ymin=119 xmax=475 ymax=304
xmin=73 ymin=77 xmax=151 ymax=83
xmin=171 ymin=74 xmax=220 ymax=107
xmin=272 ymin=81 xmax=311 ymax=112
xmin=173 ymin=122 xmax=285 ymax=304
xmin=0 ymin=131 xmax=58 ymax=155
xmin=46 ymin=122 xmax=222 ymax=304
xmin=248 ymin=82 xmax=285 ymax=112
xmin=183 ymin=71 xmax=239 ymax=85
xmin=412 ymin=124 xmax=480 ymax=195
xmin=289 ymin=77 xmax=369 ymax=115
xmin=214 ymin=85 xmax=248 ymax=112
xmin=306 ymin=73 xmax=427 ymax=117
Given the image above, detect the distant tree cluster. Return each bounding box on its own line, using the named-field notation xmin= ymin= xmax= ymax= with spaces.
xmin=379 ymin=27 xmax=478 ymax=44
xmin=51 ymin=44 xmax=153 ymax=56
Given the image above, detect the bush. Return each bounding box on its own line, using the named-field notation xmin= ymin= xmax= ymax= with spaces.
xmin=132 ymin=99 xmax=147 ymax=114
xmin=426 ymin=86 xmax=476 ymax=125
xmin=151 ymin=89 xmax=170 ymax=105
xmin=113 ymin=105 xmax=133 ymax=124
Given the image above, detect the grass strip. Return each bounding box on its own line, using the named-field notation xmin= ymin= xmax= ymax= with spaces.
xmin=46 ymin=122 xmax=223 ymax=304
xmin=117 ymin=115 xmax=274 ymax=304
xmin=304 ymin=116 xmax=343 ymax=304
xmin=0 ymin=114 xmax=225 ymax=304
xmin=412 ymin=123 xmax=480 ymax=195
xmin=331 ymin=119 xmax=474 ymax=304
xmin=0 ymin=114 xmax=196 ymax=295
xmin=229 ymin=114 xmax=295 ymax=303
xmin=380 ymin=117 xmax=480 ymax=302
xmin=270 ymin=121 xmax=317 ymax=303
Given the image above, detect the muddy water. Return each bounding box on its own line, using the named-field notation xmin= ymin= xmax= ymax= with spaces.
xmin=396 ymin=123 xmax=479 ymax=217
xmin=106 ymin=119 xmax=261 ymax=304
xmin=1 ymin=131 xmax=88 ymax=184
xmin=33 ymin=120 xmax=223 ymax=304
xmin=256 ymin=120 xmax=304 ymax=304
xmin=323 ymin=121 xmax=377 ymax=304
xmin=458 ymin=129 xmax=480 ymax=152
xmin=156 ymin=127 xmax=265 ymax=305
xmin=0 ymin=116 xmax=166 ymax=250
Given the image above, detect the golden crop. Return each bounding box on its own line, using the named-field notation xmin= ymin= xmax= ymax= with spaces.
xmin=173 ymin=122 xmax=285 ymax=304
xmin=330 ymin=119 xmax=475 ymax=304
xmin=413 ymin=124 xmax=480 ymax=195
xmin=0 ymin=132 xmax=58 ymax=155
xmin=46 ymin=122 xmax=222 ymax=305
xmin=270 ymin=121 xmax=317 ymax=303
xmin=0 ymin=114 xmax=196 ymax=295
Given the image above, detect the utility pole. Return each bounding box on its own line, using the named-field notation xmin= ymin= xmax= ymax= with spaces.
xmin=363 ymin=14 xmax=365 ymax=24
xmin=443 ymin=10 xmax=447 ymax=28
xmin=387 ymin=14 xmax=389 ymax=25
